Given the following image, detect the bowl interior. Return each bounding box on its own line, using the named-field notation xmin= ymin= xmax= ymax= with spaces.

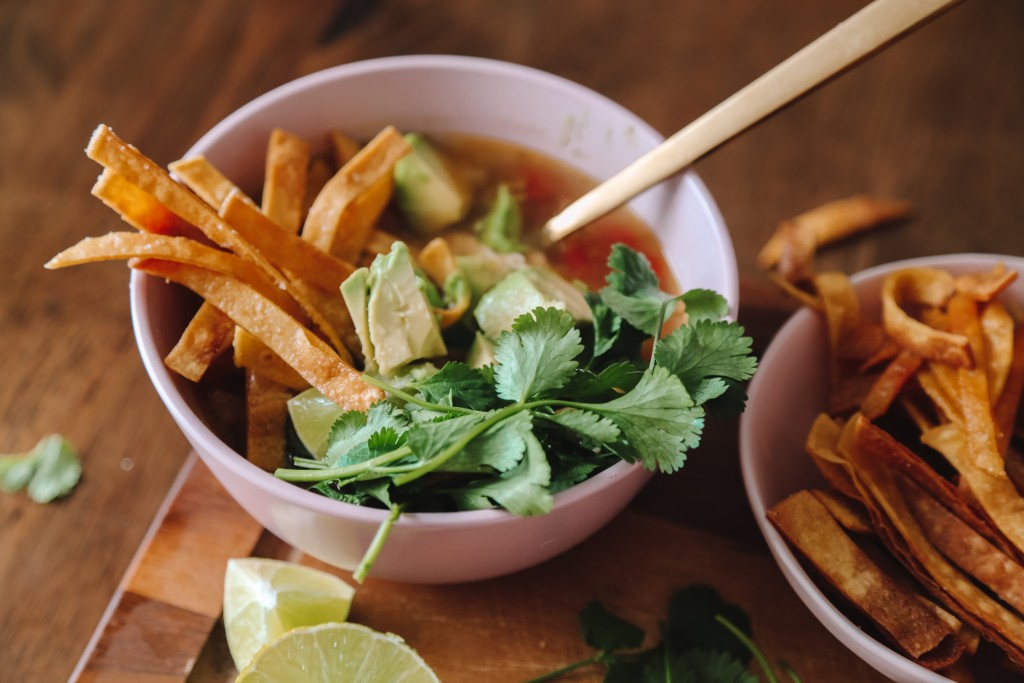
xmin=131 ymin=55 xmax=737 ymax=525
xmin=740 ymin=253 xmax=1024 ymax=682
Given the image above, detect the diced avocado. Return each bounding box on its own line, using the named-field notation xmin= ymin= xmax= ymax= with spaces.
xmin=339 ymin=267 xmax=376 ymax=374
xmin=473 ymin=266 xmax=592 ymax=339
xmin=393 ymin=133 xmax=470 ymax=235
xmin=366 ymin=243 xmax=447 ymax=376
xmin=455 ymin=248 xmax=528 ymax=299
xmin=474 ymin=183 xmax=525 ymax=253
xmin=466 ymin=332 xmax=497 ymax=369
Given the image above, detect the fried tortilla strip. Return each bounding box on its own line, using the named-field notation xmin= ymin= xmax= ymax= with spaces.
xmin=163 ymin=302 xmax=235 ymax=381
xmin=805 ymin=413 xmax=861 ymax=501
xmin=92 ymin=169 xmax=200 ymax=239
xmin=302 ymin=126 xmax=411 ymax=260
xmin=981 ymin=301 xmax=1015 ymax=404
xmin=133 ymin=259 xmax=382 ymax=411
xmin=766 ymin=270 xmax=822 ymax=310
xmin=768 ymin=490 xmax=963 ymax=668
xmin=840 ymin=418 xmax=1024 ymax=666
xmin=901 ymin=477 xmax=1024 ymax=616
xmin=757 ymin=195 xmax=912 ymax=271
xmin=836 ymin=321 xmax=889 ymax=362
xmin=363 ymin=230 xmax=404 ymax=257
xmin=810 ymin=489 xmax=874 ymax=534
xmin=220 ymin=192 xmax=356 ymax=293
xmin=774 ymin=219 xmax=817 ymax=283
xmin=995 ymin=325 xmax=1024 ymax=455
xmin=288 ymin=280 xmax=360 ymax=364
xmin=922 ymin=423 xmax=1024 ymax=562
xmin=302 ymin=156 xmax=333 ymax=221
xmin=955 ymin=264 xmax=1018 ymax=303
xmin=330 ymin=130 xmax=362 ymax=168
xmin=168 ymin=155 xmax=247 ymax=209
xmin=860 ymin=350 xmax=922 ymax=420
xmin=419 ymin=237 xmax=471 ymax=329
xmin=1006 ymin=446 xmax=1024 ymax=496
xmin=244 ymin=370 xmax=292 ymax=472
xmin=44 ymin=231 xmax=299 ymax=316
xmin=828 ymin=371 xmax=880 ymax=416
xmin=262 ymin=129 xmax=310 ymax=232
xmin=882 ymin=268 xmax=972 ymax=368
xmin=918 ymin=363 xmax=964 ymax=424
xmin=233 ymin=327 xmax=309 ymax=391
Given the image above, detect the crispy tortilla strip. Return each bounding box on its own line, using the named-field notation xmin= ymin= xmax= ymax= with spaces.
xmin=805 ymin=413 xmax=861 ymax=501
xmin=922 ymin=423 xmax=1024 ymax=562
xmin=245 ymin=370 xmax=292 ymax=472
xmin=901 ymin=477 xmax=1024 ymax=616
xmin=44 ymin=231 xmax=299 ymax=316
xmin=92 ymin=169 xmax=200 ymax=239
xmin=220 ymin=192 xmax=355 ymax=293
xmin=1007 ymin=446 xmax=1024 ymax=496
xmin=163 ymin=302 xmax=235 ymax=381
xmin=363 ymin=230 xmax=404 ymax=257
xmin=302 ymin=126 xmax=411 ymax=260
xmin=775 ymin=220 xmax=817 ymax=283
xmin=810 ymin=489 xmax=874 ymax=534
xmin=828 ymin=371 xmax=880 ymax=416
xmin=947 ymin=293 xmax=1003 ymax=476
xmin=302 ymin=155 xmax=333 ymax=221
xmin=918 ymin=363 xmax=964 ymax=424
xmin=768 ymin=490 xmax=963 ymax=667
xmin=835 ymin=321 xmax=889 ymax=362
xmin=233 ymin=327 xmax=309 ymax=391
xmin=955 ymin=264 xmax=1018 ymax=303
xmin=288 ymin=280 xmax=360 ymax=364
xmin=860 ymin=350 xmax=922 ymax=420
xmin=757 ymin=195 xmax=912 ymax=271
xmin=330 ymin=130 xmax=362 ymax=168
xmin=262 ymin=129 xmax=310 ymax=233
xmin=418 ymin=237 xmax=471 ymax=329
xmin=995 ymin=326 xmax=1024 ymax=455
xmin=840 ymin=418 xmax=1024 ymax=666
xmin=882 ymin=268 xmax=972 ymax=368
xmin=766 ymin=270 xmax=822 ymax=310
xmin=981 ymin=301 xmax=1015 ymax=404
xmin=168 ymin=155 xmax=247 ymax=209
xmin=132 ymin=259 xmax=382 ymax=411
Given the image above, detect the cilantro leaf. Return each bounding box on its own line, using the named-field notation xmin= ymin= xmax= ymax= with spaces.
xmin=0 ymin=435 xmax=81 ymax=503
xmin=560 ymin=361 xmax=643 ymax=402
xmin=451 ymin=430 xmax=552 ymax=515
xmin=585 ymin=366 xmax=703 ymax=473
xmin=580 ymin=600 xmax=645 ymax=652
xmin=326 ymin=402 xmax=410 ymax=467
xmin=413 ymin=362 xmax=500 ymax=410
xmin=653 ymin=321 xmax=757 ymax=401
xmin=439 ymin=410 xmax=530 ymax=473
xmin=406 ymin=412 xmax=487 ymax=465
xmin=678 ymin=289 xmax=730 ymax=323
xmin=645 ymin=649 xmax=759 ymax=683
xmin=599 ymin=244 xmax=676 ymax=335
xmin=493 ymin=308 xmax=583 ymax=402
xmin=542 ymin=409 xmax=621 ymax=443
xmin=663 ymin=585 xmax=753 ymax=664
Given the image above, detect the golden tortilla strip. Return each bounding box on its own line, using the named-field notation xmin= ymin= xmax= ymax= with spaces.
xmin=805 ymin=413 xmax=861 ymax=501
xmin=922 ymin=423 xmax=1024 ymax=562
xmin=917 ymin=363 xmax=964 ymax=424
xmin=809 ymin=489 xmax=874 ymax=535
xmin=768 ymin=490 xmax=963 ymax=668
xmin=757 ymin=195 xmax=912 ymax=271
xmin=245 ymin=370 xmax=293 ymax=472
xmin=220 ymin=192 xmax=356 ymax=293
xmin=91 ymin=169 xmax=201 ymax=239
xmin=132 ymin=259 xmax=383 ymax=411
xmin=262 ymin=129 xmax=310 ymax=233
xmin=774 ymin=219 xmax=817 ymax=283
xmin=330 ymin=130 xmax=362 ymax=168
xmin=860 ymin=350 xmax=922 ymax=421
xmin=954 ymin=264 xmax=1018 ymax=303
xmin=882 ymin=268 xmax=971 ymax=368
xmin=287 ymin=279 xmax=360 ymax=364
xmin=168 ymin=155 xmax=247 ymax=209
xmin=418 ymin=237 xmax=471 ymax=329
xmin=839 ymin=418 xmax=1024 ymax=666
xmin=233 ymin=327 xmax=309 ymax=391
xmin=302 ymin=155 xmax=333 ymax=221
xmin=901 ymin=476 xmax=1024 ymax=617
xmin=363 ymin=230 xmax=404 ymax=257
xmin=828 ymin=371 xmax=881 ymax=416
xmin=302 ymin=126 xmax=411 ymax=260
xmin=995 ymin=325 xmax=1024 ymax=455
xmin=765 ymin=270 xmax=822 ymax=310
xmin=164 ymin=302 xmax=235 ymax=382
xmin=981 ymin=301 xmax=1015 ymax=405
xmin=835 ymin=321 xmax=889 ymax=362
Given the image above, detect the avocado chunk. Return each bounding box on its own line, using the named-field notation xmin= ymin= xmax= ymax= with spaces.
xmin=474 ymin=183 xmax=525 ymax=253
xmin=393 ymin=133 xmax=470 ymax=235
xmin=466 ymin=331 xmax=496 ymax=369
xmin=473 ymin=266 xmax=592 ymax=339
xmin=340 ymin=242 xmax=447 ymax=377
xmin=455 ymin=247 xmax=527 ymax=300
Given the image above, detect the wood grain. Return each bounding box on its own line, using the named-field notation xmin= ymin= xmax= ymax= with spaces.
xmin=1 ymin=0 xmax=1022 ymax=681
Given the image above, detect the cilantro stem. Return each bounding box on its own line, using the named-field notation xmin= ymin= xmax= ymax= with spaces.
xmin=353 ymin=503 xmax=403 ymax=583
xmin=361 ymin=374 xmax=475 ymax=414
xmin=714 ymin=614 xmax=779 ymax=683
xmin=519 ymin=654 xmax=604 ymax=683
xmin=275 ymin=446 xmax=412 ymax=483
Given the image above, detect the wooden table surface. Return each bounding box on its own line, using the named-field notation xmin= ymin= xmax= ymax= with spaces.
xmin=2 ymin=1 xmax=1023 ymax=681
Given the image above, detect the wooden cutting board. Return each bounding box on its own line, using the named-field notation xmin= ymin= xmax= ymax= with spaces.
xmin=70 ymin=453 xmax=891 ymax=683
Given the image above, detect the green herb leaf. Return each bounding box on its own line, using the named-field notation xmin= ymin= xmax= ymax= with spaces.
xmin=413 ymin=361 xmax=500 ymax=410
xmin=678 ymin=289 xmax=730 ymax=323
xmin=450 ymin=430 xmax=552 ymax=515
xmin=406 ymin=412 xmax=488 ymax=465
xmin=560 ymin=361 xmax=643 ymax=402
xmin=439 ymin=410 xmax=531 ymax=473
xmin=664 ymin=586 xmax=753 ymax=664
xmin=542 ymin=409 xmax=621 ymax=443
xmin=493 ymin=308 xmax=583 ymax=402
xmin=646 ymin=649 xmax=759 ymax=683
xmin=580 ymin=600 xmax=645 ymax=652
xmin=0 ymin=435 xmax=81 ymax=503
xmin=325 ymin=402 xmax=410 ymax=467
xmin=654 ymin=321 xmax=757 ymax=401
xmin=599 ymin=244 xmax=675 ymax=335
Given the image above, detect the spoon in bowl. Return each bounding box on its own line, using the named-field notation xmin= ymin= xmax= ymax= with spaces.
xmin=543 ymin=0 xmax=961 ymax=243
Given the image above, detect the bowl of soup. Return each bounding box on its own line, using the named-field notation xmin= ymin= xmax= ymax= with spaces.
xmin=131 ymin=55 xmax=738 ymax=583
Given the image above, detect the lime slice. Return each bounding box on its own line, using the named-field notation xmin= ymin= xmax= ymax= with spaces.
xmin=287 ymin=388 xmax=345 ymax=458
xmin=224 ymin=558 xmax=355 ymax=671
xmin=236 ymin=622 xmax=441 ymax=683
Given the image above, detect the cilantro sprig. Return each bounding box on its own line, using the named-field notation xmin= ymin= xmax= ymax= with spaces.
xmin=525 ymin=585 xmax=801 ymax=683
xmin=0 ymin=434 xmax=81 ymax=503
xmin=275 ymin=245 xmax=757 ymax=581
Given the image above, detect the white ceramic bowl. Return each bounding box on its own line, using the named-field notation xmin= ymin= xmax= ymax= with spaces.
xmin=740 ymin=253 xmax=1024 ymax=681
xmin=131 ymin=55 xmax=737 ymax=583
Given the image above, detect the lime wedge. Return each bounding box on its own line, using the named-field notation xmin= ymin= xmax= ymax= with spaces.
xmin=236 ymin=622 xmax=441 ymax=683
xmin=286 ymin=388 xmax=345 ymax=458
xmin=224 ymin=558 xmax=355 ymax=671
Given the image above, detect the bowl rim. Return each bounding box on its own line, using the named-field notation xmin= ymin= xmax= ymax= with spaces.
xmin=130 ymin=54 xmax=737 ymax=529
xmin=740 ymin=252 xmax=1024 ymax=682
